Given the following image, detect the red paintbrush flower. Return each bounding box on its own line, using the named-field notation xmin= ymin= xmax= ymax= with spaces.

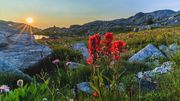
xmin=87 ymin=32 xmax=127 ymax=64
xmin=113 ymin=56 xmax=121 ymax=61
xmin=92 ymin=91 xmax=99 ymax=97
xmin=111 ymin=40 xmax=126 ymax=53
xmin=111 ymin=40 xmax=126 ymax=61
xmin=87 ymin=34 xmax=101 ymax=64
xmin=101 ymin=32 xmax=114 ymax=57
xmin=88 ymin=34 xmax=101 ymax=54
xmin=87 ymin=55 xmax=93 ymax=65
xmin=105 ymin=32 xmax=113 ymax=43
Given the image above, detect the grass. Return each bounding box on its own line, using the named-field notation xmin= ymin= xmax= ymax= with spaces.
xmin=0 ymin=26 xmax=180 ymax=101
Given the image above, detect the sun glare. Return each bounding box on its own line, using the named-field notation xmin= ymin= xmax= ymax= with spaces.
xmin=26 ymin=17 xmax=33 ymax=24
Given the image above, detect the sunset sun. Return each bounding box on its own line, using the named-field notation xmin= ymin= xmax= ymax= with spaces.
xmin=26 ymin=17 xmax=33 ymax=24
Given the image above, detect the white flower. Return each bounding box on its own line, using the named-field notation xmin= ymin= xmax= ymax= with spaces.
xmin=69 ymin=99 xmax=74 ymax=101
xmin=43 ymin=98 xmax=47 ymax=101
xmin=17 ymin=79 xmax=24 ymax=87
xmin=66 ymin=62 xmax=72 ymax=66
xmin=52 ymin=59 xmax=60 ymax=64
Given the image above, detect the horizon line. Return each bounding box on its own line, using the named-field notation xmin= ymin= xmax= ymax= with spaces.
xmin=1 ymin=9 xmax=179 ymax=30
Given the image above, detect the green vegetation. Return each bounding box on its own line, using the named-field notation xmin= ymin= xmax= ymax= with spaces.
xmin=0 ymin=27 xmax=180 ymax=101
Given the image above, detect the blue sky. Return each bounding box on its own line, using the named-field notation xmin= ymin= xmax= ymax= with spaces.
xmin=0 ymin=0 xmax=180 ymax=28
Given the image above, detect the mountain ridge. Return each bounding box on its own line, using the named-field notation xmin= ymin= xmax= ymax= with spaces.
xmin=42 ymin=9 xmax=180 ymax=36
xmin=0 ymin=9 xmax=180 ymax=36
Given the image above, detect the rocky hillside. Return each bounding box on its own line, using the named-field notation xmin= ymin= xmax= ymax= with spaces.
xmin=43 ymin=9 xmax=180 ymax=36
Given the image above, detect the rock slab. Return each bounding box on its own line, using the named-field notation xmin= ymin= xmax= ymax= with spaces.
xmin=129 ymin=44 xmax=164 ymax=62
xmin=159 ymin=44 xmax=180 ymax=58
xmin=0 ymin=28 xmax=52 ymax=79
xmin=72 ymin=42 xmax=89 ymax=59
xmin=137 ymin=61 xmax=172 ymax=91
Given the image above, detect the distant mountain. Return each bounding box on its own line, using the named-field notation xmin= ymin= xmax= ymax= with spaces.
xmin=0 ymin=20 xmax=41 ymax=34
xmin=43 ymin=9 xmax=180 ymax=36
xmin=1 ymin=9 xmax=179 ymax=37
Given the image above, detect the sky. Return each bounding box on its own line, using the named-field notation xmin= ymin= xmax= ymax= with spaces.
xmin=0 ymin=0 xmax=180 ymax=29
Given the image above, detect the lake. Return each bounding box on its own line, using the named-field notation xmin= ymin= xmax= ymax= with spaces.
xmin=34 ymin=35 xmax=49 ymax=40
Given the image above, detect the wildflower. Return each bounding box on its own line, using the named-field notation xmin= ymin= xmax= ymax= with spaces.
xmin=104 ymin=32 xmax=113 ymax=48
xmin=66 ymin=62 xmax=72 ymax=66
xmin=87 ymin=34 xmax=101 ymax=64
xmin=111 ymin=40 xmax=126 ymax=53
xmin=111 ymin=40 xmax=126 ymax=61
xmin=0 ymin=85 xmax=10 ymax=93
xmin=52 ymin=59 xmax=60 ymax=64
xmin=86 ymin=55 xmax=93 ymax=65
xmin=92 ymin=91 xmax=99 ymax=97
xmin=43 ymin=98 xmax=48 ymax=101
xmin=113 ymin=56 xmax=121 ymax=61
xmin=87 ymin=32 xmax=127 ymax=65
xmin=69 ymin=99 xmax=74 ymax=101
xmin=17 ymin=79 xmax=24 ymax=87
xmin=102 ymin=32 xmax=114 ymax=56
xmin=105 ymin=32 xmax=113 ymax=43
xmin=88 ymin=34 xmax=101 ymax=54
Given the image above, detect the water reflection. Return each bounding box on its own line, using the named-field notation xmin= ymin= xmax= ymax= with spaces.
xmin=34 ymin=35 xmax=49 ymax=39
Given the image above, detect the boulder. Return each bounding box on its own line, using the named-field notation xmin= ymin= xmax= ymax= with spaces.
xmin=72 ymin=42 xmax=89 ymax=59
xmin=169 ymin=43 xmax=180 ymax=51
xmin=75 ymin=82 xmax=96 ymax=95
xmin=129 ymin=44 xmax=165 ymax=63
xmin=159 ymin=44 xmax=180 ymax=58
xmin=159 ymin=44 xmax=168 ymax=51
xmin=137 ymin=61 xmax=172 ymax=91
xmin=152 ymin=61 xmax=172 ymax=74
xmin=0 ymin=29 xmax=52 ymax=79
xmin=76 ymin=82 xmax=92 ymax=94
xmin=137 ymin=61 xmax=173 ymax=79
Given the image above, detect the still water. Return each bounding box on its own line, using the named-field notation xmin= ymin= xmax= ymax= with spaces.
xmin=34 ymin=35 xmax=49 ymax=39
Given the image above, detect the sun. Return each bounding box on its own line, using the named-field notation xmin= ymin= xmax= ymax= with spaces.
xmin=26 ymin=17 xmax=33 ymax=24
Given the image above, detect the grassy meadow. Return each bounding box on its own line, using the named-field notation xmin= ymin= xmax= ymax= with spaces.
xmin=0 ymin=26 xmax=180 ymax=101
